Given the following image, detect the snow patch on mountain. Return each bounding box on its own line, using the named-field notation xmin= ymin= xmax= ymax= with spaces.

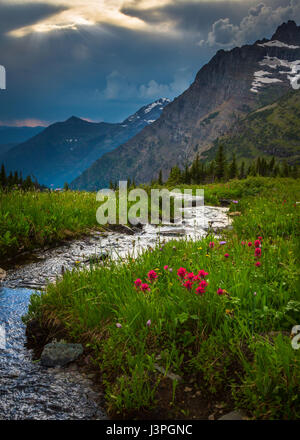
xmin=258 ymin=40 xmax=300 ymax=49
xmin=144 ymin=98 xmax=171 ymax=114
xmin=251 ymin=70 xmax=282 ymax=93
xmin=251 ymin=56 xmax=300 ymax=93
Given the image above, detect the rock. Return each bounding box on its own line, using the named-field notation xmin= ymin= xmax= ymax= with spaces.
xmin=218 ymin=410 xmax=248 ymax=420
xmin=40 ymin=342 xmax=83 ymax=367
xmin=154 ymin=363 xmax=183 ymax=382
xmin=159 ymin=228 xmax=186 ymax=236
xmin=0 ymin=268 xmax=6 ymax=282
xmin=219 ymin=199 xmax=232 ymax=207
xmin=228 ymin=212 xmax=242 ymax=217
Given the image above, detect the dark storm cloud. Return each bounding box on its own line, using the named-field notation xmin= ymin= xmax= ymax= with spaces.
xmin=0 ymin=2 xmax=67 ymax=35
xmin=0 ymin=0 xmax=299 ymax=126
xmin=121 ymin=0 xmax=252 ymax=36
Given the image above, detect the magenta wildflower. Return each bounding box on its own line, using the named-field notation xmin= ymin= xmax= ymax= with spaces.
xmin=198 ymin=269 xmax=209 ymax=279
xmin=148 ymin=270 xmax=158 ymax=281
xmin=134 ymin=279 xmax=142 ymax=288
xmin=177 ymin=267 xmax=187 ymax=278
xmin=196 ymin=286 xmax=206 ymax=295
xmin=185 ymin=272 xmax=195 ymax=281
xmin=255 ymin=248 xmax=262 ymax=257
xmin=183 ymin=280 xmax=193 ymax=290
xmin=141 ymin=283 xmax=151 ymax=292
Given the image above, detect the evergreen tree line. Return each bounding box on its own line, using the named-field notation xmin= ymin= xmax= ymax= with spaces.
xmin=0 ymin=163 xmax=42 ymax=191
xmin=159 ymin=146 xmax=299 ymax=186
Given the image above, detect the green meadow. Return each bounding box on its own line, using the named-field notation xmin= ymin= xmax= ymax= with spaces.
xmin=0 ymin=190 xmax=100 ymax=260
xmin=24 ymin=177 xmax=300 ymax=419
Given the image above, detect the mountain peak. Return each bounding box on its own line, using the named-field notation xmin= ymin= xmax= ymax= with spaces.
xmin=65 ymin=116 xmax=86 ymax=124
xmin=122 ymin=98 xmax=171 ymax=125
xmin=271 ymin=20 xmax=300 ymax=45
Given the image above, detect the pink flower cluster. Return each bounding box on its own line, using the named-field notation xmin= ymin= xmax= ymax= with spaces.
xmin=177 ymin=267 xmax=209 ymax=296
xmin=134 ymin=270 xmax=160 ymax=293
xmin=134 ymin=278 xmax=151 ymax=292
xmin=241 ymin=236 xmax=263 ymax=267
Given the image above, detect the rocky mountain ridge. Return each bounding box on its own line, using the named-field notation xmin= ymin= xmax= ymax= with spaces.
xmin=71 ymin=21 xmax=300 ymax=190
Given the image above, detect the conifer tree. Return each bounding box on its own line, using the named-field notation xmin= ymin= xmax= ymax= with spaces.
xmin=0 ymin=164 xmax=6 ymax=187
xmin=229 ymin=153 xmax=237 ymax=179
xmin=239 ymin=161 xmax=245 ymax=179
xmin=215 ymin=145 xmax=226 ymax=180
xmin=158 ymin=170 xmax=163 ymax=186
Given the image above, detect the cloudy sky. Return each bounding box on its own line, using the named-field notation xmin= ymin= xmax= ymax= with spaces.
xmin=0 ymin=0 xmax=299 ymax=126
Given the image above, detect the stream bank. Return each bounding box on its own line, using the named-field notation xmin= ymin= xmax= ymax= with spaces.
xmin=0 ymin=201 xmax=231 ymax=420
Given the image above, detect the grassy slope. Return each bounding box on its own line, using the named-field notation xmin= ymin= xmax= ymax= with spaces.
xmin=203 ymin=90 xmax=300 ymax=165
xmin=26 ymin=178 xmax=300 ymax=419
xmin=0 ymin=191 xmax=100 ymax=260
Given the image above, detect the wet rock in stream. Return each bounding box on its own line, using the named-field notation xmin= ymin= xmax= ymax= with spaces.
xmin=41 ymin=342 xmax=84 ymax=367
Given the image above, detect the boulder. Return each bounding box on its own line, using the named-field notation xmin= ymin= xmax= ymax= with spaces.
xmin=0 ymin=268 xmax=6 ymax=282
xmin=40 ymin=342 xmax=83 ymax=367
xmin=218 ymin=410 xmax=248 ymax=420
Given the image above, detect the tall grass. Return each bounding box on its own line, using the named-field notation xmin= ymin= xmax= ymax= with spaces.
xmin=0 ymin=190 xmax=101 ymax=259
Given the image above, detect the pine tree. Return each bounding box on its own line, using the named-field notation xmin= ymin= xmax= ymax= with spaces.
xmin=183 ymin=165 xmax=191 ymax=184
xmin=261 ymin=158 xmax=267 ymax=176
xmin=158 ymin=170 xmax=163 ymax=186
xmin=229 ymin=153 xmax=237 ymax=179
xmin=282 ymin=161 xmax=289 ymax=177
xmin=24 ymin=175 xmax=33 ymax=189
xmin=0 ymin=164 xmax=6 ymax=187
xmin=208 ymin=161 xmax=216 ymax=182
xmin=239 ymin=161 xmax=245 ymax=180
xmin=167 ymin=166 xmax=182 ymax=186
xmin=190 ymin=154 xmax=201 ymax=183
xmin=8 ymin=171 xmax=13 ymax=187
xmin=291 ymin=165 xmax=298 ymax=179
xmin=215 ymin=145 xmax=226 ymax=180
xmin=256 ymin=157 xmax=261 ymax=175
xmin=268 ymin=157 xmax=275 ymax=176
xmin=64 ymin=182 xmax=69 ymax=191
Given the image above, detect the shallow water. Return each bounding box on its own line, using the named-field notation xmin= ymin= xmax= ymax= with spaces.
xmin=0 ymin=198 xmax=230 ymax=419
xmin=0 ymin=287 xmax=106 ymax=420
xmin=4 ymin=203 xmax=230 ymax=290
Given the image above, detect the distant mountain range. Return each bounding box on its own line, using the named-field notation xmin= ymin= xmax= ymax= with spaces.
xmin=71 ymin=20 xmax=300 ymax=191
xmin=0 ymin=126 xmax=44 ymax=155
xmin=0 ymin=98 xmax=170 ymax=187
